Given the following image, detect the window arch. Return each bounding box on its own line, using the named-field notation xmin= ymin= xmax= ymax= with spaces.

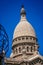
xmin=15 ymin=39 xmax=17 ymax=41
xmin=31 ymin=46 xmax=32 ymax=52
xmin=22 ymin=37 xmax=25 ymax=40
xmin=26 ymin=37 xmax=28 ymax=40
xmin=27 ymin=47 xmax=29 ymax=52
xmin=19 ymin=47 xmax=21 ymax=53
xmin=30 ymin=37 xmax=32 ymax=40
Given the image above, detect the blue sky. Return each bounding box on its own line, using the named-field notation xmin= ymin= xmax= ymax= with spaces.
xmin=0 ymin=0 xmax=43 ymax=57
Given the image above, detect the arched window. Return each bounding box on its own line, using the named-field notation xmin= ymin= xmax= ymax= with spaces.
xmin=26 ymin=37 xmax=28 ymax=40
xmin=27 ymin=47 xmax=29 ymax=52
xmin=31 ymin=46 xmax=32 ymax=52
xmin=19 ymin=47 xmax=21 ymax=53
xmin=22 ymin=37 xmax=25 ymax=40
xmin=15 ymin=39 xmax=17 ymax=41
xmin=33 ymin=38 xmax=35 ymax=40
xmin=30 ymin=37 xmax=32 ymax=40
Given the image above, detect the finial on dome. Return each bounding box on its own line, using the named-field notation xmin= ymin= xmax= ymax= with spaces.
xmin=22 ymin=5 xmax=24 ymax=8
xmin=20 ymin=5 xmax=26 ymax=16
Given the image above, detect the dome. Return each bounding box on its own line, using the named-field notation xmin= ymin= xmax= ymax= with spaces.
xmin=13 ymin=6 xmax=36 ymax=39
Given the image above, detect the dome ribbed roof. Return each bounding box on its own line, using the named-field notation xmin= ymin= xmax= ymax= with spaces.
xmin=13 ymin=6 xmax=36 ymax=39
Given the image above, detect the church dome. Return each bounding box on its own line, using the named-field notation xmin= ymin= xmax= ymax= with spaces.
xmin=13 ymin=6 xmax=36 ymax=39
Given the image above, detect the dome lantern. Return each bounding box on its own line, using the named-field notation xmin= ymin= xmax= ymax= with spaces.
xmin=20 ymin=5 xmax=26 ymax=17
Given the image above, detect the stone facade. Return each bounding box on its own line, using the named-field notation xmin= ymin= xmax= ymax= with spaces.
xmin=5 ymin=6 xmax=43 ymax=65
